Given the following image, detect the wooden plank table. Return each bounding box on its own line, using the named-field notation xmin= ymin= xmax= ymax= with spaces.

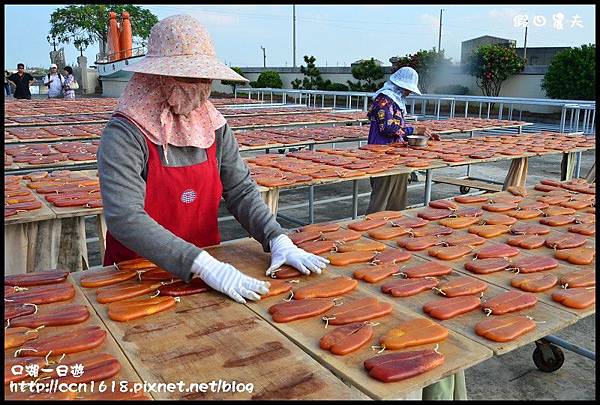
xmin=430 ymin=123 xmax=533 ymax=136
xmin=302 ymin=226 xmax=581 ymax=357
xmin=207 ymin=238 xmax=493 ymax=399
xmin=70 ymin=271 xmax=368 ymax=400
xmin=5 ymin=134 xmax=101 ymax=144
xmin=5 ymin=192 xmax=55 ymax=227
xmin=38 ymin=170 xmax=103 ymax=220
xmin=337 ymin=204 xmax=594 ymax=319
xmin=327 ymin=245 xmax=579 ymax=355
xmin=12 ymin=158 xmax=98 ymax=171
xmin=5 ymin=189 xmax=62 ymax=275
xmin=437 ymin=188 xmax=596 ymax=270
xmin=433 ymin=176 xmax=503 ymax=193
xmin=5 ymin=170 xmax=103 ymax=274
xmin=5 ymin=117 xmax=368 ymax=130
xmin=5 ymin=274 xmax=146 ymax=399
xmin=239 ymin=136 xmax=367 ymax=153
xmin=434 ymin=190 xmax=596 ymax=315
xmin=335 ymin=183 xmax=595 ymax=324
xmin=251 ymin=141 xmax=594 ymax=216
xmin=5 ymin=119 xmax=109 ymax=128
xmin=232 ymin=118 xmax=369 ymax=131
xmin=255 ymin=159 xmax=447 ymax=215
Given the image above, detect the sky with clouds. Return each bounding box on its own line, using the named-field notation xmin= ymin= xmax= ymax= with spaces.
xmin=4 ymin=4 xmax=596 ymax=70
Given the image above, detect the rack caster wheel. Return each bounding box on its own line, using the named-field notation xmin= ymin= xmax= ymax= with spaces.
xmin=460 ymin=186 xmax=470 ymax=194
xmin=533 ymin=340 xmax=564 ymax=372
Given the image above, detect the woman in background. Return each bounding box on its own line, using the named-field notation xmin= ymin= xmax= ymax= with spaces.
xmin=62 ymin=66 xmax=76 ymax=99
xmin=365 ymin=67 xmax=438 ymax=214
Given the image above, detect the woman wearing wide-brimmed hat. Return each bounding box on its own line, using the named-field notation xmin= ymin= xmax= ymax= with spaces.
xmin=365 ymin=69 xmax=465 ymax=400
xmin=365 ymin=67 xmax=438 ymax=214
xmin=97 ymin=15 xmax=328 ymax=304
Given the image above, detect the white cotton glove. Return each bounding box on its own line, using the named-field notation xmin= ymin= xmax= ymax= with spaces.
xmin=191 ymin=251 xmax=270 ymax=304
xmin=266 ymin=234 xmax=330 ymax=277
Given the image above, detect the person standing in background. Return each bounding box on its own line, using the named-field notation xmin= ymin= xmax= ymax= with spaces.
xmin=62 ymin=66 xmax=76 ymax=99
xmin=7 ymin=63 xmax=34 ymax=99
xmin=365 ymin=67 xmax=438 ymax=214
xmin=5 ymin=70 xmax=12 ymax=96
xmin=43 ymin=63 xmax=64 ymax=98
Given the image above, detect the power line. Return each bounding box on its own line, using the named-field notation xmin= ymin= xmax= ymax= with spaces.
xmin=438 ymin=9 xmax=444 ymax=52
xmin=296 ymin=19 xmax=434 ymax=36
xmin=153 ymin=5 xmax=438 ymax=27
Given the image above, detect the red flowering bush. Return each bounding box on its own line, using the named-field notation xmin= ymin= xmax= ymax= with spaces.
xmin=466 ymin=44 xmax=525 ymax=97
xmin=390 ymin=48 xmax=452 ymax=93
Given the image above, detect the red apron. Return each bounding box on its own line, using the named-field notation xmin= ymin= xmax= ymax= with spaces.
xmin=103 ymin=136 xmax=222 ymax=265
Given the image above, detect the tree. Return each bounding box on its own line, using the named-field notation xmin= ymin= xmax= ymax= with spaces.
xmin=466 ymin=44 xmax=525 ymax=97
xmin=296 ymin=55 xmax=331 ymax=90
xmin=221 ymin=67 xmax=246 ymax=93
xmin=49 ymin=5 xmax=158 ymax=55
xmin=541 ymin=44 xmax=595 ymax=100
xmin=326 ymin=82 xmax=349 ymax=91
xmin=347 ymin=58 xmax=384 ymax=92
xmin=250 ymin=71 xmax=283 ymax=88
xmin=389 ymin=48 xmax=453 ymax=93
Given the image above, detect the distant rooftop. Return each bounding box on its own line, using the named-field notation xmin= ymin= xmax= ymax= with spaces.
xmin=462 ymin=35 xmax=515 ymax=44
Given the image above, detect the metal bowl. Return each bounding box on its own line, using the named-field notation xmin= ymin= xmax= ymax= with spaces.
xmin=406 ymin=135 xmax=429 ymax=147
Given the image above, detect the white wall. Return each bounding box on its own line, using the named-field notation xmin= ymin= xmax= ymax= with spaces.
xmin=73 ymin=67 xmax=100 ymax=94
xmin=100 ymin=77 xmax=129 ymax=98
xmin=231 ymin=66 xmax=557 ymax=113
xmin=426 ymin=68 xmax=554 ymax=113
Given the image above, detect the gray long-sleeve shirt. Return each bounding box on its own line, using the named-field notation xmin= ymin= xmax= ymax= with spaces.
xmin=97 ymin=116 xmax=285 ymax=282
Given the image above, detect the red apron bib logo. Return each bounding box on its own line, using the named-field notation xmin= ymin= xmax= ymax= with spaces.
xmin=181 ymin=189 xmax=197 ymax=204
xmin=103 ymin=135 xmax=222 ymax=266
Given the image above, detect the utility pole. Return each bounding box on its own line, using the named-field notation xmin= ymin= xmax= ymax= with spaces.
xmin=437 ymin=9 xmax=444 ymax=52
xmin=261 ymin=46 xmax=266 ymax=68
xmin=293 ymin=5 xmax=297 ymax=68
xmin=523 ymin=19 xmax=528 ymax=64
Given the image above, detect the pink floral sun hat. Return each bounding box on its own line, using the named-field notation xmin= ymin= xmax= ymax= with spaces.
xmin=123 ymin=14 xmax=248 ymax=82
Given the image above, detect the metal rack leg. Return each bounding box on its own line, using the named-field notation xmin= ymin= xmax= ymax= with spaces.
xmin=424 ymin=169 xmax=432 ymax=205
xmin=352 ymin=180 xmax=359 ymax=219
xmin=466 ymin=130 xmax=474 ymax=177
xmin=561 ymin=152 xmax=576 ymax=181
xmin=543 ymin=335 xmax=595 ymax=360
xmin=308 ymin=185 xmax=315 ymax=224
xmin=575 ymin=152 xmax=582 ymax=178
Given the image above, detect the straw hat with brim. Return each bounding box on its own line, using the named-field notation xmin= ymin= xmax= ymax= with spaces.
xmin=123 ymin=14 xmax=249 ymax=83
xmin=389 ymin=67 xmax=422 ymax=95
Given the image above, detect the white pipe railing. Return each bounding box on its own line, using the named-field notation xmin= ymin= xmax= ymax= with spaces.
xmin=236 ymin=87 xmax=595 ymax=107
xmin=235 ymin=87 xmax=595 ymax=134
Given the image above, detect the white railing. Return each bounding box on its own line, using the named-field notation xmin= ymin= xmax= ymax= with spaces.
xmin=235 ymin=87 xmax=596 ymax=134
xmin=95 ymin=46 xmax=146 ymax=64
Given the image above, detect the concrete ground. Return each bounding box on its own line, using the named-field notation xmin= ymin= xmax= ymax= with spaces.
xmin=84 ymin=141 xmax=596 ymax=400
